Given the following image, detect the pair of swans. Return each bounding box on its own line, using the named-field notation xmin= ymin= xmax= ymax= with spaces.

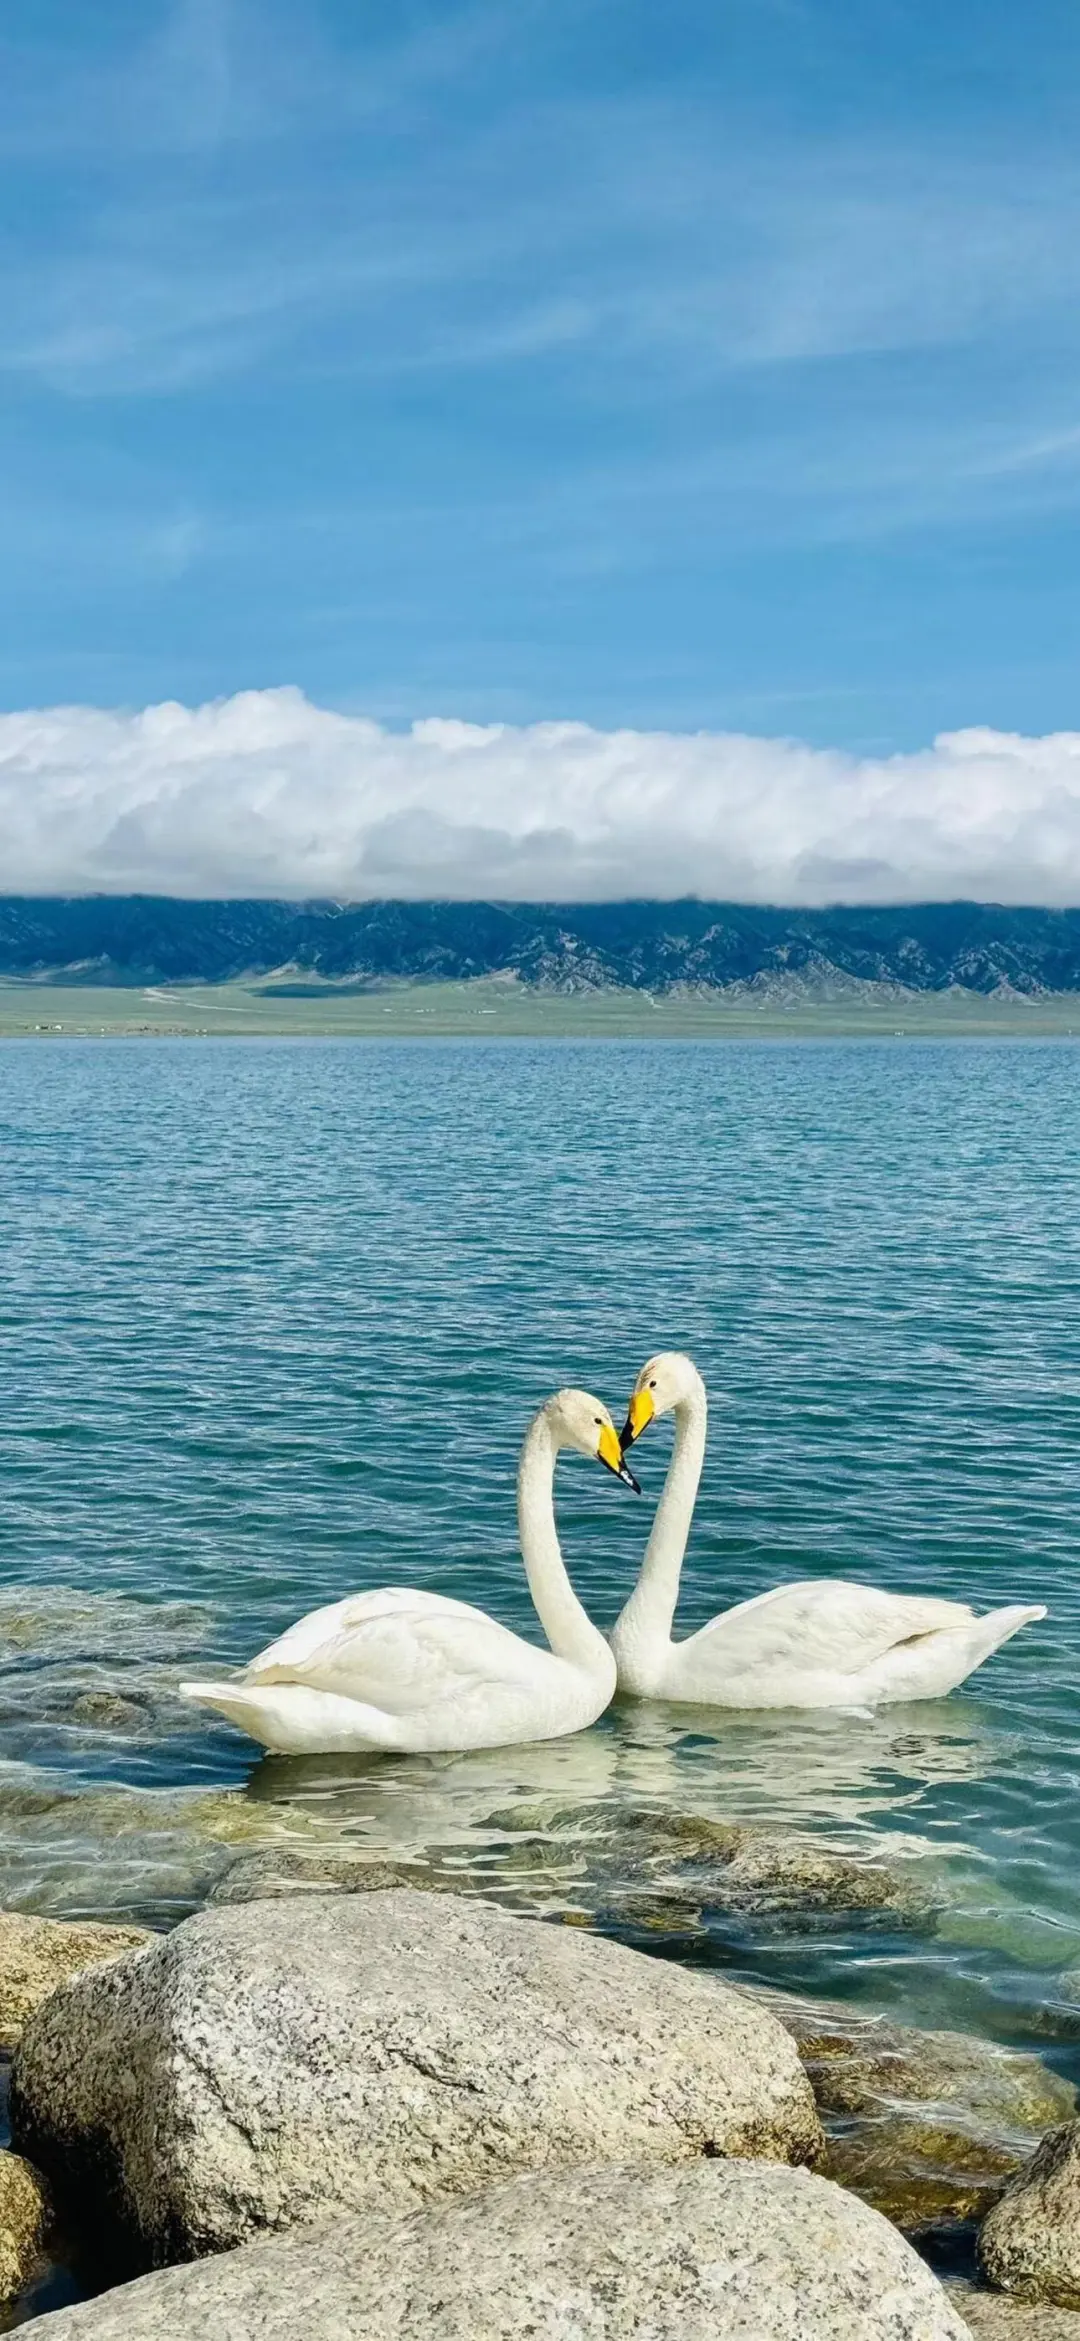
xmin=181 ymin=1354 xmax=1045 ymax=1755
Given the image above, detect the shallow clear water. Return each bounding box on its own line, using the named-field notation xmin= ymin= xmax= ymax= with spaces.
xmin=1 ymin=1037 xmax=1080 ymax=2058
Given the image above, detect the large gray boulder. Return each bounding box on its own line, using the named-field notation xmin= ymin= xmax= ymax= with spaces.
xmin=24 ymin=2160 xmax=972 ymax=2340
xmin=11 ymin=1889 xmax=822 ymax=2266
xmin=978 ymin=2120 xmax=1080 ymax=2306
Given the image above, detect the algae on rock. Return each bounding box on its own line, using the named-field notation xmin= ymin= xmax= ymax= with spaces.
xmin=478 ymin=1799 xmax=935 ymax=1929
xmin=0 ymin=1909 xmax=154 ymax=2050
xmin=207 ymin=1848 xmax=455 ymax=1905
xmin=0 ymin=2149 xmax=50 ymax=2303
xmin=748 ymin=1985 xmax=1076 ymax=2240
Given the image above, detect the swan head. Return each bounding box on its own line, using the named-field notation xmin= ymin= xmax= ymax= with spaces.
xmin=545 ymin=1390 xmax=642 ymax=1491
xmin=620 ymin=1352 xmax=702 ymax=1449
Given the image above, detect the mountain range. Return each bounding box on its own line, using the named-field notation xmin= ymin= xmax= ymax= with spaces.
xmin=2 ymin=897 xmax=1080 ymax=995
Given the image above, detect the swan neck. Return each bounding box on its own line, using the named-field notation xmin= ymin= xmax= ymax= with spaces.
xmin=611 ymin=1382 xmax=706 ymax=1686
xmin=517 ymin=1414 xmax=611 ymax=1673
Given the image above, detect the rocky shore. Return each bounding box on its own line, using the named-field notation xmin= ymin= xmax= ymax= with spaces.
xmin=2 ymin=1823 xmax=1080 ymax=2336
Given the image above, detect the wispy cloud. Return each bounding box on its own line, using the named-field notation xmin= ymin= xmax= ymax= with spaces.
xmin=3 ymin=688 xmax=1080 ymax=904
xmin=5 ymin=1 xmax=1080 ymax=405
xmin=3 ymin=2 xmax=1080 ymax=731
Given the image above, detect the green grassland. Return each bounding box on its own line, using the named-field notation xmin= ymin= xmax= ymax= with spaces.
xmin=2 ymin=977 xmax=1080 ymax=1039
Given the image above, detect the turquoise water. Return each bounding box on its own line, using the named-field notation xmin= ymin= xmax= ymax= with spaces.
xmin=2 ymin=1037 xmax=1080 ymax=2054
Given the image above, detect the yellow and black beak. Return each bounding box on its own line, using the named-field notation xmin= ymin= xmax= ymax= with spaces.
xmin=619 ymin=1387 xmax=655 ymax=1452
xmin=598 ymin=1421 xmax=642 ymax=1493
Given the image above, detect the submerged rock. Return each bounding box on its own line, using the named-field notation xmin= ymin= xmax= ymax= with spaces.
xmin=950 ymin=2278 xmax=1080 ymax=2335
xmin=207 ymin=1848 xmax=453 ymax=1904
xmin=201 ymin=1800 xmax=932 ymax=1934
xmin=67 ymin=1693 xmax=152 ymax=1735
xmin=482 ymin=1799 xmax=933 ymax=1928
xmin=11 ymin=1888 xmax=822 ymax=2266
xmin=762 ymin=1990 xmax=1076 ymax=2127
xmin=0 ymin=2148 xmax=49 ymax=2303
xmin=0 ymin=1909 xmax=154 ymax=2050
xmin=978 ymin=2120 xmax=1080 ymax=2307
xmin=208 ymin=1845 xmax=697 ymax=1917
xmin=707 ymin=1830 xmax=932 ymax=1917
xmin=827 ymin=2114 xmax=1021 ymax=2231
xmin=747 ymin=1985 xmax=1076 ymax=2239
xmin=8 ymin=2159 xmax=971 ymax=2340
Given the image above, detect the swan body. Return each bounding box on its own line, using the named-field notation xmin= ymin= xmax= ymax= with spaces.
xmin=181 ymin=1390 xmax=633 ymax=1754
xmin=612 ymin=1354 xmax=1045 ymax=1711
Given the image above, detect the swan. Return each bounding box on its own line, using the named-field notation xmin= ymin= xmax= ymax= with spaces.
xmin=611 ymin=1353 xmax=1046 ymax=1710
xmin=179 ymin=1390 xmax=638 ymax=1755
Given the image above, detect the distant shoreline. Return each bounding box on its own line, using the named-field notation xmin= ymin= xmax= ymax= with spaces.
xmin=3 ymin=978 xmax=1080 ymax=1041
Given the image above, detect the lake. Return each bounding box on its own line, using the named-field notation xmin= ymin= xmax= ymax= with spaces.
xmin=1 ymin=1035 xmax=1079 ymax=2058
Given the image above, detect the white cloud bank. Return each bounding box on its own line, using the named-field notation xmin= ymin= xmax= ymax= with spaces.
xmin=3 ymin=687 xmax=1080 ymax=905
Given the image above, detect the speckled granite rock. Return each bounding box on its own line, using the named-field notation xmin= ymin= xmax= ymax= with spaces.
xmin=978 ymin=2120 xmax=1080 ymax=2306
xmin=0 ymin=1910 xmax=153 ymax=2049
xmin=19 ymin=2161 xmax=972 ymax=2339
xmin=11 ymin=1889 xmax=822 ymax=2266
xmin=0 ymin=2147 xmax=50 ymax=2302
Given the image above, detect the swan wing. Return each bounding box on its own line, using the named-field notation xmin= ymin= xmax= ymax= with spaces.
xmin=245 ymin=1588 xmax=483 ymax=1678
xmin=244 ymin=1588 xmax=549 ymax=1715
xmin=684 ymin=1579 xmax=975 ymax=1676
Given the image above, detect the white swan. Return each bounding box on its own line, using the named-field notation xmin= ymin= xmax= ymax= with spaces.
xmin=611 ymin=1353 xmax=1046 ymax=1710
xmin=180 ymin=1390 xmax=637 ymax=1754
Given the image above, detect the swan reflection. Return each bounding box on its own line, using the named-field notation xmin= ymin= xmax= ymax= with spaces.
xmin=241 ymin=1690 xmax=1003 ymax=1868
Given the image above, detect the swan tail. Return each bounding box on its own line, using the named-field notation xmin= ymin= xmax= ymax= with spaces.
xmin=179 ymin=1679 xmax=282 ymax=1731
xmin=870 ymin=1603 xmax=1047 ymax=1704
xmin=178 ymin=1679 xmax=404 ymax=1754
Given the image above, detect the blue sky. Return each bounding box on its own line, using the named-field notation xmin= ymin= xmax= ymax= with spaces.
xmin=2 ymin=0 xmax=1080 ymax=751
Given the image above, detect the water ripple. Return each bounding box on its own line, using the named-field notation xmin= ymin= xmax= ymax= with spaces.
xmin=0 ymin=1038 xmax=1078 ymax=2044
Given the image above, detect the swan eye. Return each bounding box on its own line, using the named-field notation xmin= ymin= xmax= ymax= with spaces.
xmin=648 ymin=1379 xmax=657 ymax=1390
xmin=594 ymin=1417 xmax=602 ymax=1426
